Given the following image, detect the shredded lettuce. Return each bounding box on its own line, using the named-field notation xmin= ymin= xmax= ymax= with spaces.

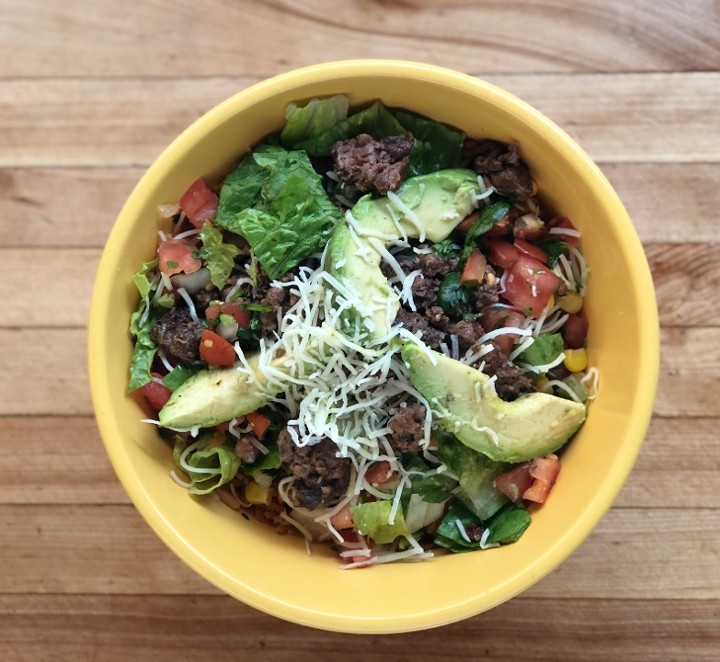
xmin=215 ymin=145 xmax=342 ymax=279
xmin=520 ymin=333 xmax=564 ymax=366
xmin=350 ymin=500 xmax=409 ymax=544
xmin=128 ymin=263 xmax=161 ymax=392
xmin=128 ymin=328 xmax=156 ymax=392
xmin=196 ymin=222 xmax=240 ymax=288
xmin=280 ymin=94 xmax=349 ymax=146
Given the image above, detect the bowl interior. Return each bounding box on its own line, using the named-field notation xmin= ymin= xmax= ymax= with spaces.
xmin=89 ymin=61 xmax=658 ymax=633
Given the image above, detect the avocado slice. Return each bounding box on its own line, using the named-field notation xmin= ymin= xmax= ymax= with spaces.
xmin=402 ymin=344 xmax=587 ymax=463
xmin=325 ymin=169 xmax=481 ymax=339
xmin=158 ymin=352 xmax=284 ymax=429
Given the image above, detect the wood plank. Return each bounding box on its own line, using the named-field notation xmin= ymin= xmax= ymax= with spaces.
xmin=0 ymin=595 xmax=718 ymax=661
xmin=0 ymin=505 xmax=717 ymax=599
xmin=646 ymin=244 xmax=720 ymax=327
xmin=1 ymin=415 xmax=717 ymax=509
xmin=1 ymin=249 xmax=99 ymax=327
xmin=0 ymin=327 xmax=716 ymax=417
xmin=5 ymin=242 xmax=719 ymax=328
xmin=3 ymin=1 xmax=718 ymax=78
xmin=1 ymin=74 xmax=719 ymax=167
xmin=0 ymin=167 xmax=140 ymax=247
xmin=2 ymin=163 xmax=719 ymax=248
xmin=0 ymin=417 xmax=128 ymax=505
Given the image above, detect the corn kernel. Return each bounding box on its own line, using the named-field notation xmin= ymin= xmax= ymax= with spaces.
xmin=558 ymin=292 xmax=583 ymax=314
xmin=531 ymin=178 xmax=538 ymax=195
xmin=535 ymin=375 xmax=551 ymax=392
xmin=546 ymin=295 xmax=555 ymax=310
xmin=245 ymin=482 xmax=270 ymax=505
xmin=563 ymin=348 xmax=588 ymax=373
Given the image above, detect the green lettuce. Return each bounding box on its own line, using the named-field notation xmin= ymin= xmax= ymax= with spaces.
xmin=435 ymin=501 xmax=483 ymax=552
xmin=280 ymin=94 xmax=349 ymax=145
xmin=486 ymin=504 xmax=531 ymax=544
xmin=393 ymin=109 xmax=464 ymax=176
xmin=350 ymin=500 xmax=409 ymax=544
xmin=198 ymin=222 xmax=240 ymax=288
xmin=162 ymin=364 xmax=198 ymax=392
xmin=215 ymin=145 xmax=342 ymax=279
xmin=128 ymin=261 xmax=161 ymax=392
xmin=402 ymin=454 xmax=454 ymax=503
xmin=132 ymin=258 xmax=158 ymax=298
xmin=436 ymin=432 xmax=510 ymax=520
xmin=174 ymin=437 xmax=241 ymax=496
xmin=128 ymin=328 xmax=156 ymax=392
xmin=287 ymin=100 xmax=406 ymax=156
xmin=520 ymin=333 xmax=564 ymax=367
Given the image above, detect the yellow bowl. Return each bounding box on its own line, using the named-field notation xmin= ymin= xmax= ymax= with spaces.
xmin=88 ymin=60 xmax=659 ymax=633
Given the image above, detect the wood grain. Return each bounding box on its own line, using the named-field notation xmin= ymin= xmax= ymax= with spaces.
xmin=1 ymin=416 xmax=717 ymax=508
xmin=1 ymin=73 xmax=719 ymax=167
xmin=0 ymin=595 xmax=718 ymax=661
xmin=1 ymin=504 xmax=717 ymax=599
xmin=1 ymin=327 xmax=715 ymax=416
xmin=2 ymin=163 xmax=719 ymax=248
xmin=3 ymin=1 xmax=718 ymax=79
xmin=4 ymin=242 xmax=718 ymax=328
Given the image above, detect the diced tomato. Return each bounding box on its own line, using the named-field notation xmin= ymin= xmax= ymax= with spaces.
xmin=364 ymin=460 xmax=396 ymax=486
xmin=205 ymin=304 xmax=220 ymax=321
xmin=502 ymin=255 xmax=560 ymax=317
xmin=138 ymin=380 xmax=172 ymax=412
xmin=530 ymin=454 xmax=561 ymax=482
xmin=219 ymin=302 xmax=252 ymax=328
xmin=158 ymin=240 xmax=202 ymax=276
xmin=479 ymin=304 xmax=526 ymax=354
xmin=330 ymin=503 xmax=354 ymax=530
xmin=179 ymin=178 xmax=218 ymax=229
xmin=523 ymin=454 xmax=561 ymax=504
xmin=513 ymin=238 xmax=548 ymax=264
xmin=512 ymin=213 xmax=545 ymax=241
xmin=486 ymin=213 xmax=512 ymax=238
xmin=487 ymin=239 xmax=520 ymax=269
xmin=562 ymin=313 xmax=589 ymax=349
xmin=494 ymin=463 xmax=533 ymax=503
xmin=460 ymin=248 xmax=487 ymax=285
xmin=246 ymin=411 xmax=271 ymax=440
xmin=550 ymin=217 xmax=580 ymax=246
xmin=199 ymin=329 xmax=236 ymax=367
xmin=457 ymin=211 xmax=479 ymax=233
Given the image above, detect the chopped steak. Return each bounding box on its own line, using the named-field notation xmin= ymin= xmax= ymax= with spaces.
xmin=234 ymin=435 xmax=260 ymax=465
xmin=277 ymin=429 xmax=351 ymax=510
xmin=387 ymin=403 xmax=426 ymax=453
xmin=447 ymin=319 xmax=485 ymax=351
xmin=467 ymin=139 xmax=533 ymax=200
xmin=418 ymin=250 xmax=457 ymax=278
xmin=149 ymin=307 xmax=204 ymax=362
xmin=480 ymin=343 xmax=536 ymax=401
xmin=331 ymin=132 xmax=414 ymax=195
xmin=394 ymin=308 xmax=446 ymax=349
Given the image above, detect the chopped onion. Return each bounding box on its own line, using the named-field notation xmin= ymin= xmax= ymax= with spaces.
xmin=170 ymin=267 xmax=211 ymax=294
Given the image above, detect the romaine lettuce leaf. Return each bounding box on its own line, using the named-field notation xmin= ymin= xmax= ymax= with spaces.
xmin=436 ymin=432 xmax=510 ymax=520
xmin=198 ymin=222 xmax=240 ymax=288
xmin=288 ymin=101 xmax=406 ymax=156
xmin=173 ymin=437 xmax=241 ymax=496
xmin=402 ymin=454 xmax=454 ymax=503
xmin=128 ymin=328 xmax=156 ymax=392
xmin=350 ymin=500 xmax=409 ymax=544
xmin=132 ymin=259 xmax=159 ymax=298
xmin=434 ymin=501 xmax=483 ymax=552
xmin=162 ymin=364 xmax=197 ymax=392
xmin=520 ymin=333 xmax=564 ymax=366
xmin=392 ymin=109 xmax=465 ymax=176
xmin=215 ymin=145 xmax=342 ymax=279
xmin=486 ymin=504 xmax=531 ymax=544
xmin=280 ymin=95 xmax=349 ymax=146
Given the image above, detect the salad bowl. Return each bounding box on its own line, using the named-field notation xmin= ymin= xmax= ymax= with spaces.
xmin=88 ymin=60 xmax=659 ymax=633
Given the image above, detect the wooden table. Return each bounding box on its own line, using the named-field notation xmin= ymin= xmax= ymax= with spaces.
xmin=2 ymin=1 xmax=719 ymax=659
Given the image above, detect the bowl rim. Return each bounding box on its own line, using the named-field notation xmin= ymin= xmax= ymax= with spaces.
xmin=88 ymin=59 xmax=659 ymax=633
